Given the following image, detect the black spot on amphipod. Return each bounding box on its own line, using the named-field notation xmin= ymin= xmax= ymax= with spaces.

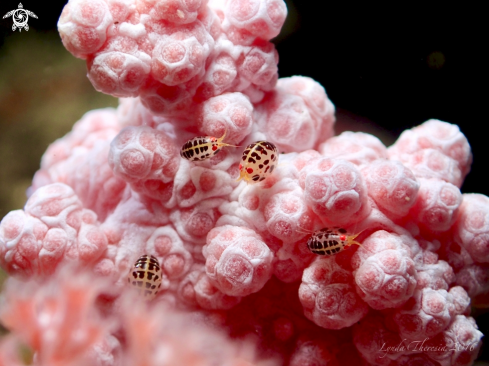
xmin=259 ymin=164 xmax=263 ymax=169
xmin=251 ymin=152 xmax=261 ymax=160
xmin=338 ymin=228 xmax=347 ymax=234
xmin=248 ymin=157 xmax=256 ymax=164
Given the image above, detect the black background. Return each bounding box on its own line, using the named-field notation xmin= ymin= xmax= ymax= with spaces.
xmin=274 ymin=2 xmax=488 ymax=199
xmin=1 ymin=0 xmax=488 ymax=362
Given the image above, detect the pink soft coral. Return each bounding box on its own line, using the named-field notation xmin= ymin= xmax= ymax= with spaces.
xmin=0 ymin=265 xmax=277 ymax=366
xmin=0 ymin=183 xmax=108 ymax=277
xmin=0 ymin=266 xmax=112 ymax=366
xmin=0 ymin=0 xmax=486 ymax=365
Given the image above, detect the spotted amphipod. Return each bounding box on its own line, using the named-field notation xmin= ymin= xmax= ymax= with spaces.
xmin=127 ymin=254 xmax=162 ymax=300
xmin=237 ymin=141 xmax=279 ymax=183
xmin=180 ymin=131 xmax=237 ymax=161
xmin=306 ymin=227 xmax=363 ymax=256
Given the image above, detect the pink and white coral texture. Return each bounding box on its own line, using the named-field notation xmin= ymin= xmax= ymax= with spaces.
xmin=0 ymin=0 xmax=486 ymax=365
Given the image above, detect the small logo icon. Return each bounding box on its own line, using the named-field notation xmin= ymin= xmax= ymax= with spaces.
xmin=3 ymin=3 xmax=38 ymax=32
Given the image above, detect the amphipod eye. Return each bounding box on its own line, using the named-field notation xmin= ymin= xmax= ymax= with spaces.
xmin=127 ymin=254 xmax=163 ymax=300
xmin=237 ymin=141 xmax=278 ymax=184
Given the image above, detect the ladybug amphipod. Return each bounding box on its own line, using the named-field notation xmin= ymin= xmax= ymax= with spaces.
xmin=127 ymin=254 xmax=162 ymax=300
xmin=237 ymin=141 xmax=279 ymax=183
xmin=180 ymin=131 xmax=237 ymax=161
xmin=306 ymin=227 xmax=363 ymax=256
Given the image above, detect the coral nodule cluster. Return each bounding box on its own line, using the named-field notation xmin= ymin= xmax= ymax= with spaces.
xmin=0 ymin=0 xmax=487 ymax=365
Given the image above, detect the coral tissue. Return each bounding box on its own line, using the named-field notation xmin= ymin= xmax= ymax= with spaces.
xmin=0 ymin=0 xmax=486 ymax=365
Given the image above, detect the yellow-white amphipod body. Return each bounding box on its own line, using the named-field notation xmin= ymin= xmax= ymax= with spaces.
xmin=127 ymin=254 xmax=163 ymax=300
xmin=306 ymin=227 xmax=364 ymax=256
xmin=180 ymin=130 xmax=237 ymax=161
xmin=237 ymin=141 xmax=279 ymax=183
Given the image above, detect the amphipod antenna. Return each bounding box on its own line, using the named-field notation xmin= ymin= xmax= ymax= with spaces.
xmin=217 ymin=130 xmax=239 ymax=148
xmin=346 ymin=229 xmax=367 ymax=247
